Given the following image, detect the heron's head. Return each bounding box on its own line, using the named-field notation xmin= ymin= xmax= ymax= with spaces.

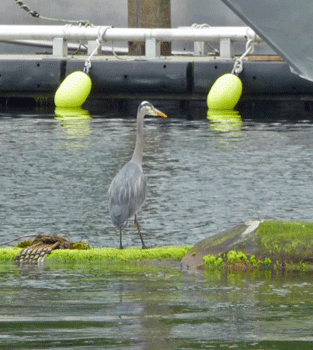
xmin=138 ymin=101 xmax=167 ymax=118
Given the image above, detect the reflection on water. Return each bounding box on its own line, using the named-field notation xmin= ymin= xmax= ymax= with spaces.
xmin=1 ymin=102 xmax=313 ymax=348
xmin=1 ymin=262 xmax=313 ymax=349
xmin=55 ymin=107 xmax=92 ymax=148
xmin=207 ymin=109 xmax=243 ymax=147
xmin=207 ymin=109 xmax=242 ymax=133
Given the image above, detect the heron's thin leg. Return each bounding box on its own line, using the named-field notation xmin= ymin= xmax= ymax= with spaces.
xmin=134 ymin=214 xmax=147 ymax=249
xmin=119 ymin=227 xmax=124 ymax=249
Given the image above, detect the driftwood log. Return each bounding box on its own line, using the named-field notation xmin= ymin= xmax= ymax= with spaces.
xmin=15 ymin=234 xmax=88 ymax=264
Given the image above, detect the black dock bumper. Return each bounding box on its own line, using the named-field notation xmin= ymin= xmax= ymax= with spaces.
xmin=0 ymin=56 xmax=312 ymax=102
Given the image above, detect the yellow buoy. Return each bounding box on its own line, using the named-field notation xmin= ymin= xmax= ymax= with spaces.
xmin=54 ymin=71 xmax=92 ymax=108
xmin=207 ymin=73 xmax=242 ymax=110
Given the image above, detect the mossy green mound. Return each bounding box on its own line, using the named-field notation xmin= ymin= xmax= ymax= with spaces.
xmin=256 ymin=221 xmax=313 ymax=259
xmin=47 ymin=246 xmax=192 ymax=262
xmin=182 ymin=220 xmax=313 ymax=270
xmin=0 ymin=247 xmax=22 ymax=261
xmin=0 ymin=246 xmax=192 ymax=263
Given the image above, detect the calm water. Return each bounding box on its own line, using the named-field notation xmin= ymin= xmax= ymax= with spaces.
xmin=1 ymin=262 xmax=313 ymax=350
xmin=1 ymin=101 xmax=313 ymax=349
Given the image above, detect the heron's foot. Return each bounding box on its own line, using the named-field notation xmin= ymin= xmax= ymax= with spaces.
xmin=119 ymin=245 xmax=124 ymax=250
xmin=141 ymin=244 xmax=148 ymax=249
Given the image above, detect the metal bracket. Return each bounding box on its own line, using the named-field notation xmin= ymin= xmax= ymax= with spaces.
xmin=219 ymin=38 xmax=234 ymax=59
xmin=145 ymin=38 xmax=160 ymax=59
xmin=53 ymin=37 xmax=67 ymax=57
xmin=88 ymin=40 xmax=101 ymax=55
xmin=194 ymin=41 xmax=210 ymax=56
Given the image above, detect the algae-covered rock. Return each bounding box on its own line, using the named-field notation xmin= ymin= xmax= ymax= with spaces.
xmin=181 ymin=220 xmax=313 ymax=270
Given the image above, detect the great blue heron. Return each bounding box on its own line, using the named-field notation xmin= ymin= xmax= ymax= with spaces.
xmin=108 ymin=101 xmax=167 ymax=249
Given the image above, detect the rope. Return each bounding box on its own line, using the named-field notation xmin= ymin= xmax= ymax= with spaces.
xmin=14 ymin=1 xmax=117 ymax=69
xmin=231 ymin=38 xmax=255 ymax=75
xmin=111 ymin=41 xmax=129 ymax=61
xmin=83 ymin=26 xmax=111 ymax=74
xmin=191 ymin=23 xmax=219 ymax=55
xmin=15 ymin=0 xmax=91 ymax=26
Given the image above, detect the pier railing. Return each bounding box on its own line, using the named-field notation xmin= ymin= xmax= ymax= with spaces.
xmin=0 ymin=25 xmax=262 ymax=59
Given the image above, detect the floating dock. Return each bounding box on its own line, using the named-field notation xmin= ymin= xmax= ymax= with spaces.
xmin=1 ymin=25 xmax=313 ymax=107
xmin=2 ymin=55 xmax=313 ymax=108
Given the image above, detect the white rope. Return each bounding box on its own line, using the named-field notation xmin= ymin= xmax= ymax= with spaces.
xmin=231 ymin=38 xmax=255 ymax=75
xmin=83 ymin=26 xmax=112 ymax=74
xmin=111 ymin=41 xmax=129 ymax=61
xmin=191 ymin=23 xmax=219 ymax=55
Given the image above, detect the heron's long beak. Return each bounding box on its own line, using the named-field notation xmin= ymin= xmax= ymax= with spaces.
xmin=157 ymin=111 xmax=167 ymax=118
xmin=153 ymin=107 xmax=167 ymax=118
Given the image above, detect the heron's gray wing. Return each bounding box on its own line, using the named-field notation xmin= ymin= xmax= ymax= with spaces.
xmin=108 ymin=162 xmax=147 ymax=227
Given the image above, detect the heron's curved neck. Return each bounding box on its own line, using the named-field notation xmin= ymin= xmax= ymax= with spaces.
xmin=131 ymin=110 xmax=145 ymax=164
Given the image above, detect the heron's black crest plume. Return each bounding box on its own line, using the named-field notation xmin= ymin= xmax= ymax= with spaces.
xmin=137 ymin=101 xmax=152 ymax=113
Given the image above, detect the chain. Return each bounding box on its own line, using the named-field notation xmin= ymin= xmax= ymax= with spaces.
xmin=231 ymin=38 xmax=255 ymax=75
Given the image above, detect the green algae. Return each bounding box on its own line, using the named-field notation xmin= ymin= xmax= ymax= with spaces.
xmin=255 ymin=221 xmax=313 ymax=260
xmin=46 ymin=246 xmax=192 ymax=262
xmin=0 ymin=248 xmax=21 ymax=261
xmin=203 ymin=254 xmax=223 ymax=268
xmin=203 ymin=250 xmax=272 ymax=270
xmin=71 ymin=241 xmax=91 ymax=250
xmin=0 ymin=246 xmax=191 ymax=263
xmin=16 ymin=240 xmax=33 ymax=248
